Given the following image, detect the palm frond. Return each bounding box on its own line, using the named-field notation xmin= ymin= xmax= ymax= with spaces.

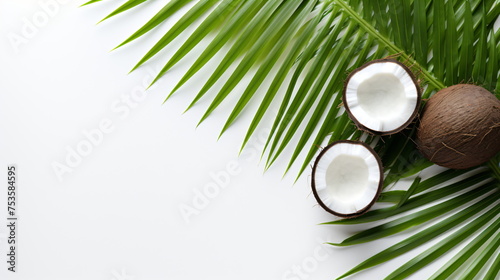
xmin=84 ymin=0 xmax=500 ymax=278
xmin=81 ymin=0 xmax=103 ymax=7
xmin=386 ymin=207 xmax=500 ymax=280
xmin=330 ymin=180 xmax=497 ymax=247
xmin=335 ymin=195 xmax=499 ymax=279
xmin=325 ymin=169 xmax=489 ymax=224
xmin=97 ymin=0 xmax=148 ymax=23
xmin=130 ymin=0 xmax=221 ymax=74
xmin=112 ymin=0 xmax=194 ymax=50
xmin=429 ymin=217 xmax=500 ymax=280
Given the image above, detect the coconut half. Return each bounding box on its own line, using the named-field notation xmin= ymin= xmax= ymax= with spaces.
xmin=343 ymin=59 xmax=421 ymax=135
xmin=311 ymin=140 xmax=383 ymax=218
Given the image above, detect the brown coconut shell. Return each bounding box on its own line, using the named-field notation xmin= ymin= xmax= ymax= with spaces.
xmin=416 ymin=84 xmax=500 ymax=169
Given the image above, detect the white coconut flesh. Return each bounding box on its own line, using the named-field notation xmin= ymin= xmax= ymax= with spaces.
xmin=313 ymin=142 xmax=381 ymax=215
xmin=345 ymin=61 xmax=418 ymax=133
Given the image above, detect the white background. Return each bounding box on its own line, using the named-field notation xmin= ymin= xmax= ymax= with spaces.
xmin=0 ymin=1 xmax=497 ymax=280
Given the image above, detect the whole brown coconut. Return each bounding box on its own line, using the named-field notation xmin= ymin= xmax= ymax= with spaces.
xmin=417 ymin=84 xmax=500 ymax=169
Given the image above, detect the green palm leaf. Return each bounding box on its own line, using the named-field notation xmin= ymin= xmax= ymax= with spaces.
xmin=97 ymin=0 xmax=148 ymax=23
xmin=385 ymin=206 xmax=500 ymax=280
xmin=81 ymin=0 xmax=102 ymax=7
xmin=84 ymin=0 xmax=500 ymax=279
xmin=220 ymin=0 xmax=320 ymax=138
xmin=325 ymin=170 xmax=489 ymax=225
xmin=196 ymin=0 xmax=308 ymax=125
xmin=335 ymin=197 xmax=500 ymax=279
xmin=329 ymin=181 xmax=497 ymax=246
xmin=112 ymin=0 xmax=193 ymax=50
xmin=130 ymin=0 xmax=221 ymax=73
xmin=429 ymin=217 xmax=500 ymax=280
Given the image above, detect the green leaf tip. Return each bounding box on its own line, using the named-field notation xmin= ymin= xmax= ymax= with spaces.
xmin=80 ymin=0 xmax=102 ymax=7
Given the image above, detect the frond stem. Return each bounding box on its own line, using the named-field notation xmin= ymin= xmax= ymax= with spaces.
xmin=331 ymin=0 xmax=445 ymax=91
